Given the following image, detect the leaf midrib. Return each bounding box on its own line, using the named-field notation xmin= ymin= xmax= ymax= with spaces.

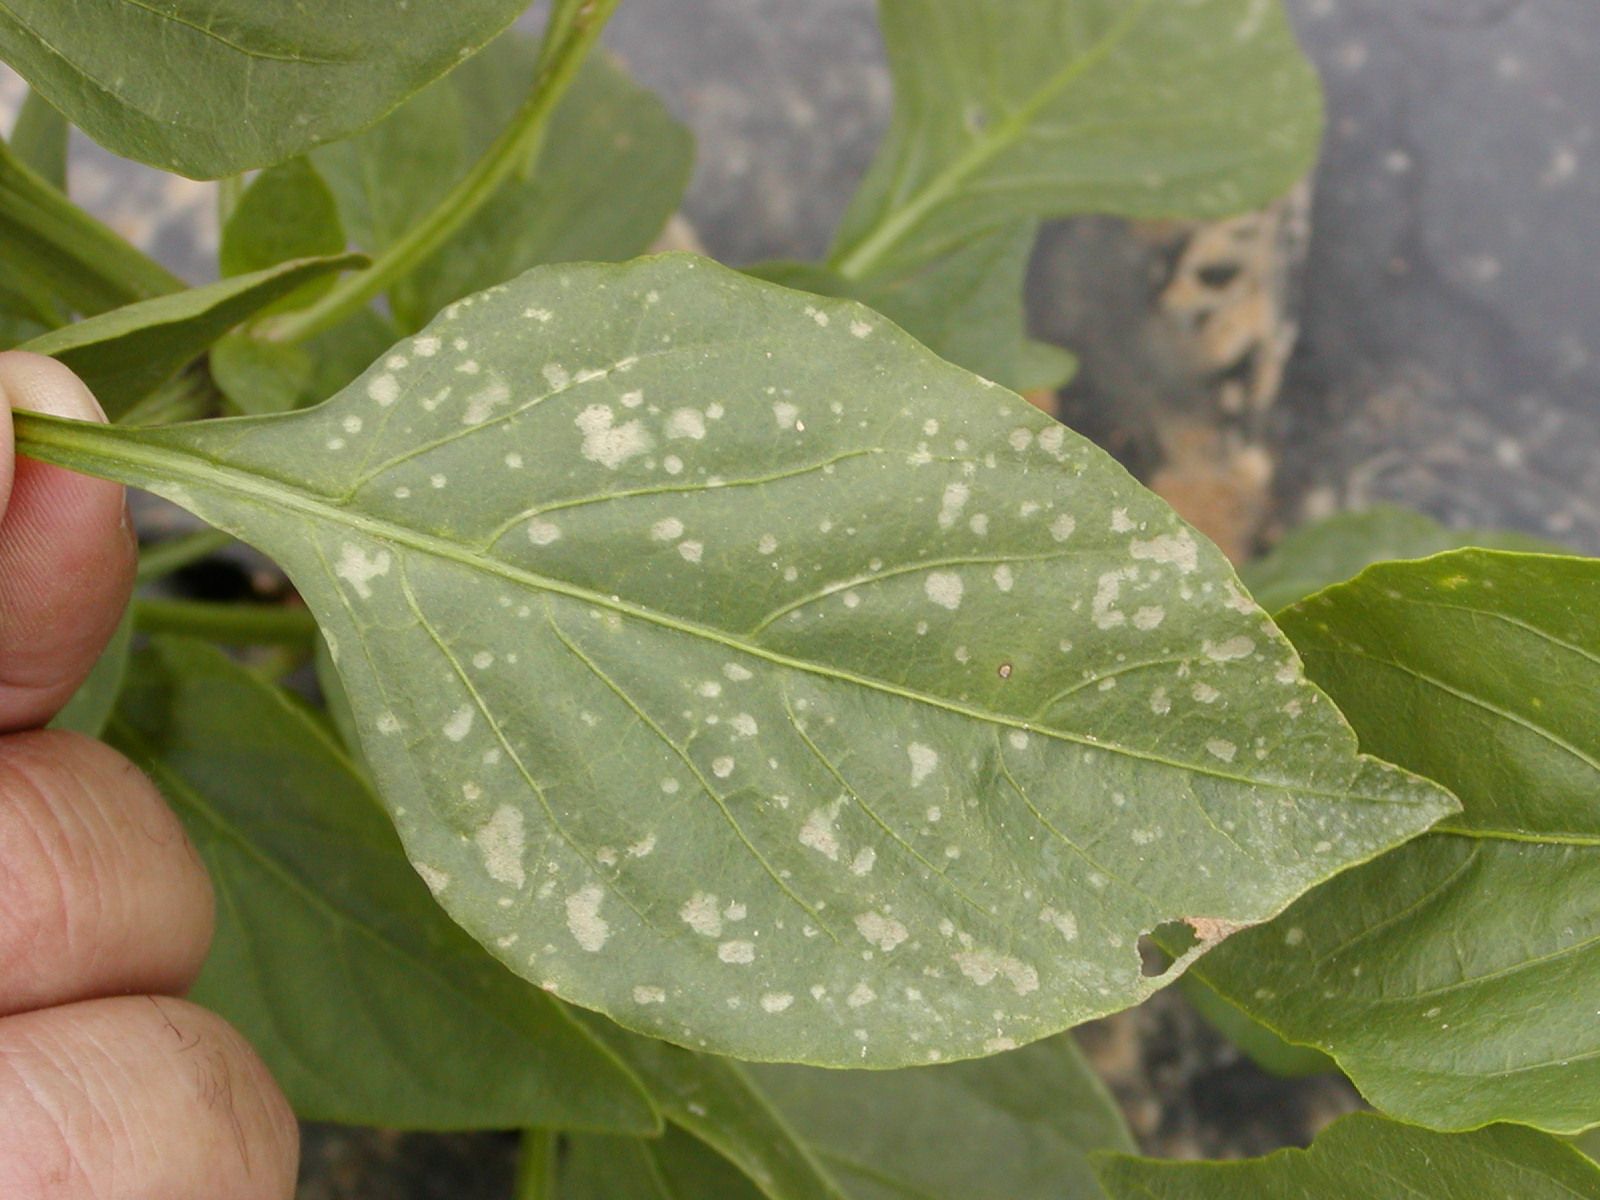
xmin=23 ymin=412 xmax=1421 ymax=808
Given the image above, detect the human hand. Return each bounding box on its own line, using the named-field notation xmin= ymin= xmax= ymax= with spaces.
xmin=0 ymin=353 xmax=298 ymax=1198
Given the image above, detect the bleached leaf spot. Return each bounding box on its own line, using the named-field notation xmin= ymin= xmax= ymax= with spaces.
xmin=474 ymin=805 xmax=526 ymax=889
xmin=334 ymin=543 xmax=391 ymax=599
xmin=907 ymin=743 xmax=939 ymax=787
xmin=1205 ymin=636 xmax=1256 ymax=662
xmin=855 ymin=911 xmax=909 ymax=952
xmin=799 ymin=802 xmax=843 ymax=860
xmin=680 ymin=892 xmax=722 ymax=937
xmin=1130 ymin=530 xmax=1199 ymax=574
xmin=526 ymin=519 xmax=562 ymax=546
xmin=665 ymin=407 xmax=706 ymax=440
xmin=925 ymin=572 xmax=964 ymax=610
xmin=575 ymin=405 xmax=652 ymax=469
xmin=367 ymin=374 xmax=399 ymax=406
xmin=565 ymin=884 xmax=609 ymax=951
xmin=443 ymin=706 xmax=475 ymax=742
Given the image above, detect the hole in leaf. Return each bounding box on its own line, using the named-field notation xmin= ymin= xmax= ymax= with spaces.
xmin=1139 ymin=919 xmax=1210 ymax=980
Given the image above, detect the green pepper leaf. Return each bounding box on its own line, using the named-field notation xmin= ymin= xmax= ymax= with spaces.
xmin=20 ymin=254 xmax=364 ymax=418
xmin=579 ymin=1020 xmax=847 ymax=1200
xmin=10 ymin=87 xmax=68 ymax=193
xmin=219 ymin=158 xmax=346 ymax=312
xmin=753 ymin=222 xmax=1075 ymax=395
xmin=830 ymin=0 xmax=1323 ymax=281
xmin=106 ymin=636 xmax=658 ymax=1133
xmin=400 ymin=37 xmax=693 ymax=330
xmin=568 ymin=1030 xmax=1132 ymax=1200
xmin=1242 ymin=505 xmax=1563 ymax=613
xmin=48 ymin=604 xmax=132 ymax=737
xmin=0 ymin=138 xmax=184 ymax=317
xmin=313 ymin=35 xmax=692 ymax=332
xmin=1095 ymin=1113 xmax=1600 ymax=1199
xmin=14 ymin=256 xmax=1453 ymax=1067
xmin=0 ymin=0 xmax=533 ymax=178
xmin=562 ymin=1128 xmax=768 ymax=1200
xmin=1198 ymin=550 xmax=1600 ymax=1132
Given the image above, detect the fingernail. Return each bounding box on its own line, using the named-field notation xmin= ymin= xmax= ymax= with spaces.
xmin=0 ymin=352 xmax=109 ymax=424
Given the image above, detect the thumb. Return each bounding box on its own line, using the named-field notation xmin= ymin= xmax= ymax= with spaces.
xmin=0 ymin=352 xmax=136 ymax=732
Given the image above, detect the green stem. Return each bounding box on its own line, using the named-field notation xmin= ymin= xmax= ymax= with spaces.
xmin=137 ymin=529 xmax=235 ymax=583
xmin=0 ymin=137 xmax=186 ymax=315
xmin=134 ymin=597 xmax=318 ymax=648
xmin=264 ymin=0 xmax=621 ymax=345
xmin=513 ymin=1130 xmax=558 ymax=1200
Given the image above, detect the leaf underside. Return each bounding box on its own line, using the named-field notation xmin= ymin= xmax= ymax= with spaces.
xmin=14 ymin=255 xmax=1452 ymax=1067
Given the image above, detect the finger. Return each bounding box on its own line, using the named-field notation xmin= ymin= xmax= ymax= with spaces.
xmin=0 ymin=352 xmax=137 ymax=733
xmin=0 ymin=995 xmax=298 ymax=1200
xmin=0 ymin=730 xmax=214 ymax=1016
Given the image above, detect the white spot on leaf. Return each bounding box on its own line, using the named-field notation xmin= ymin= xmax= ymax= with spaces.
xmin=474 ymin=805 xmax=526 ymax=889
xmin=681 ymin=893 xmax=722 ymax=937
xmin=907 ymin=743 xmax=939 ymax=787
xmin=335 ymin=544 xmax=391 ymax=599
xmin=526 ymin=519 xmax=562 ymax=546
xmin=665 ymin=408 xmax=706 ymax=440
xmin=575 ymin=405 xmax=652 ymax=470
xmin=1204 ymin=636 xmax=1256 ymax=662
xmin=855 ymin=911 xmax=909 ymax=952
xmin=367 ymin=374 xmax=399 ymax=406
xmin=925 ymin=572 xmax=964 ymax=610
xmin=1130 ymin=530 xmax=1199 ymax=574
xmin=565 ymin=884 xmax=608 ymax=952
xmin=800 ymin=803 xmax=843 ymax=860
xmin=937 ymin=482 xmax=970 ymax=529
xmin=953 ymin=949 xmax=1039 ymax=995
xmin=414 ymin=864 xmax=449 ymax=894
xmin=443 ymin=706 xmax=475 ymax=742
xmin=1206 ymin=738 xmax=1238 ymax=763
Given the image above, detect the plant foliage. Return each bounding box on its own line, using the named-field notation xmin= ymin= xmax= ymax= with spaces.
xmin=3 ymin=0 xmax=1596 ymax=1192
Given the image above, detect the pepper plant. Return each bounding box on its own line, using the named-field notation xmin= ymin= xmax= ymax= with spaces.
xmin=2 ymin=1 xmax=1597 ymax=1195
